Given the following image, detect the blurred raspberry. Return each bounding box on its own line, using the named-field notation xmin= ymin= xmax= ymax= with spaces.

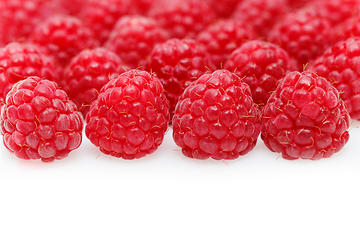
xmin=85 ymin=70 xmax=170 ymax=159
xmin=104 ymin=15 xmax=168 ymax=69
xmin=0 ymin=42 xmax=57 ymax=105
xmin=205 ymin=0 xmax=242 ymax=18
xmin=145 ymin=38 xmax=216 ymax=117
xmin=333 ymin=16 xmax=360 ymax=42
xmin=0 ymin=76 xmax=84 ymax=161
xmin=172 ymin=69 xmax=261 ymax=160
xmin=261 ymin=71 xmax=350 ymax=160
xmin=196 ymin=19 xmax=257 ymax=69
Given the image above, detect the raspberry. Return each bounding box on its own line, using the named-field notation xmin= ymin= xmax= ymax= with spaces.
xmin=55 ymin=0 xmax=87 ymax=16
xmin=333 ymin=16 xmax=360 ymax=42
xmin=104 ymin=15 xmax=168 ymax=69
xmin=60 ymin=47 xmax=125 ymax=117
xmin=130 ymin=0 xmax=157 ymax=16
xmin=172 ymin=69 xmax=261 ymax=160
xmin=0 ymin=0 xmax=61 ymax=46
xmin=268 ymin=9 xmax=333 ymax=70
xmin=305 ymin=0 xmax=360 ymax=27
xmin=224 ymin=40 xmax=293 ymax=107
xmin=28 ymin=15 xmax=99 ymax=68
xmin=309 ymin=37 xmax=360 ymax=120
xmin=145 ymin=38 xmax=216 ymax=117
xmin=205 ymin=0 xmax=241 ymax=18
xmin=196 ymin=19 xmax=257 ymax=69
xmin=261 ymin=71 xmax=350 ymax=160
xmin=232 ymin=0 xmax=289 ymax=38
xmin=0 ymin=76 xmax=84 ymax=162
xmin=0 ymin=42 xmax=57 ymax=105
xmin=79 ymin=0 xmax=131 ymax=44
xmin=85 ymin=70 xmax=170 ymax=159
xmin=150 ymin=0 xmax=216 ymax=39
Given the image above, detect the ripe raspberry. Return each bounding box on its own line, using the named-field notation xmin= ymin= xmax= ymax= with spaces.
xmin=205 ymin=0 xmax=241 ymax=18
xmin=0 ymin=0 xmax=61 ymax=46
xmin=85 ymin=70 xmax=170 ymax=159
xmin=172 ymin=69 xmax=261 ymax=160
xmin=149 ymin=0 xmax=216 ymax=39
xmin=55 ymin=0 xmax=88 ymax=16
xmin=79 ymin=0 xmax=131 ymax=44
xmin=224 ymin=40 xmax=293 ymax=107
xmin=333 ymin=16 xmax=360 ymax=42
xmin=0 ymin=42 xmax=57 ymax=105
xmin=305 ymin=0 xmax=360 ymax=27
xmin=145 ymin=38 xmax=216 ymax=117
xmin=261 ymin=71 xmax=350 ymax=160
xmin=309 ymin=37 xmax=360 ymax=120
xmin=28 ymin=15 xmax=99 ymax=68
xmin=104 ymin=15 xmax=169 ymax=69
xmin=130 ymin=0 xmax=157 ymax=16
xmin=232 ymin=0 xmax=289 ymax=38
xmin=196 ymin=19 xmax=257 ymax=69
xmin=268 ymin=9 xmax=333 ymax=70
xmin=0 ymin=76 xmax=84 ymax=162
xmin=60 ymin=47 xmax=125 ymax=117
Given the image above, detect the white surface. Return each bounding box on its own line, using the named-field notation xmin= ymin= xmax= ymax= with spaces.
xmin=1 ymin=121 xmax=360 ymax=240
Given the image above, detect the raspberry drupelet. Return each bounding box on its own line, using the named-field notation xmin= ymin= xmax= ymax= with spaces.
xmin=104 ymin=15 xmax=169 ymax=69
xmin=224 ymin=40 xmax=294 ymax=108
xmin=196 ymin=19 xmax=257 ymax=69
xmin=0 ymin=76 xmax=84 ymax=162
xmin=309 ymin=37 xmax=360 ymax=120
xmin=172 ymin=69 xmax=261 ymax=160
xmin=0 ymin=42 xmax=57 ymax=105
xmin=145 ymin=38 xmax=216 ymax=118
xmin=85 ymin=70 xmax=170 ymax=159
xmin=261 ymin=71 xmax=350 ymax=160
xmin=60 ymin=47 xmax=125 ymax=117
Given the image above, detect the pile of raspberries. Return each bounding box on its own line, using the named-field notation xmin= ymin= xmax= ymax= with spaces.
xmin=1 ymin=0 xmax=359 ymax=162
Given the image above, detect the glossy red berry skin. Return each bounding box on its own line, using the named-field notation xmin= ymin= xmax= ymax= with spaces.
xmin=232 ymin=0 xmax=289 ymax=38
xmin=173 ymin=69 xmax=261 ymax=160
xmin=104 ymin=15 xmax=168 ymax=69
xmin=0 ymin=0 xmax=61 ymax=46
xmin=0 ymin=42 xmax=57 ymax=105
xmin=309 ymin=37 xmax=360 ymax=120
xmin=28 ymin=15 xmax=99 ymax=68
xmin=196 ymin=19 xmax=257 ymax=69
xmin=60 ymin=48 xmax=125 ymax=117
xmin=268 ymin=9 xmax=333 ymax=70
xmin=0 ymin=76 xmax=84 ymax=162
xmin=79 ymin=0 xmax=131 ymax=44
xmin=224 ymin=40 xmax=293 ymax=107
xmin=146 ymin=38 xmax=216 ymax=117
xmin=85 ymin=70 xmax=170 ymax=159
xmin=261 ymin=71 xmax=350 ymax=160
xmin=333 ymin=16 xmax=360 ymax=42
xmin=150 ymin=0 xmax=216 ymax=39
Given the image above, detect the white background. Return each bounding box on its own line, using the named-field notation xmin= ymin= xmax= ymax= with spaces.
xmin=1 ymin=121 xmax=360 ymax=240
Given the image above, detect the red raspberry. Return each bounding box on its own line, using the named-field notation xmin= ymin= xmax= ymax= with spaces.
xmin=149 ymin=0 xmax=216 ymax=39
xmin=261 ymin=71 xmax=350 ymax=160
xmin=79 ymin=0 xmax=131 ymax=44
xmin=205 ymin=0 xmax=241 ymax=18
xmin=232 ymin=0 xmax=289 ymax=38
xmin=224 ymin=40 xmax=294 ymax=107
xmin=333 ymin=16 xmax=360 ymax=42
xmin=172 ymin=69 xmax=261 ymax=160
xmin=60 ymin=47 xmax=125 ymax=117
xmin=268 ymin=9 xmax=333 ymax=70
xmin=287 ymin=0 xmax=312 ymax=9
xmin=0 ymin=42 xmax=57 ymax=105
xmin=309 ymin=37 xmax=360 ymax=120
xmin=28 ymin=15 xmax=99 ymax=68
xmin=55 ymin=0 xmax=88 ymax=16
xmin=0 ymin=76 xmax=84 ymax=162
xmin=196 ymin=19 xmax=257 ymax=69
xmin=0 ymin=0 xmax=62 ymax=46
xmin=305 ymin=0 xmax=360 ymax=27
xmin=85 ymin=70 xmax=170 ymax=159
xmin=104 ymin=15 xmax=169 ymax=69
xmin=130 ymin=0 xmax=157 ymax=16
xmin=145 ymin=38 xmax=216 ymax=117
